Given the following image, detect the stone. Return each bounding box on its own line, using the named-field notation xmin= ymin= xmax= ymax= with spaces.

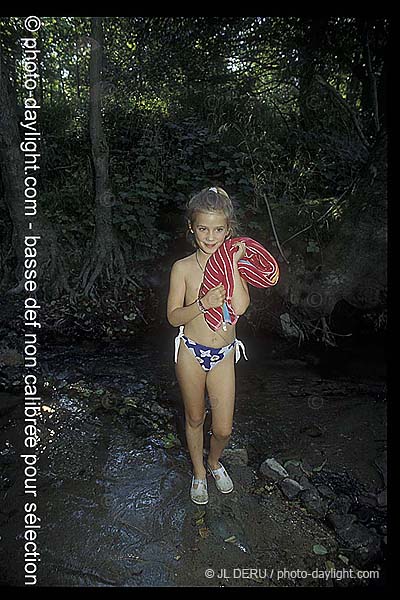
xmin=298 ymin=475 xmax=316 ymax=491
xmin=358 ymin=493 xmax=378 ymax=508
xmin=284 ymin=461 xmax=303 ymax=481
xmin=316 ymin=484 xmax=336 ymax=500
xmin=328 ymin=494 xmax=352 ymax=515
xmin=335 ymin=523 xmax=382 ymax=565
xmin=376 ymin=488 xmax=387 ymax=507
xmin=298 ymin=488 xmax=329 ymax=518
xmin=260 ymin=458 xmax=289 ymax=481
xmin=326 ymin=512 xmax=357 ymax=532
xmin=279 ymin=477 xmax=304 ymax=500
xmin=374 ymin=450 xmax=387 ymax=487
xmin=300 ymin=455 xmax=326 ymax=474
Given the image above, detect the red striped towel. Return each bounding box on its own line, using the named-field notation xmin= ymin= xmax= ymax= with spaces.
xmin=199 ymin=237 xmax=280 ymax=331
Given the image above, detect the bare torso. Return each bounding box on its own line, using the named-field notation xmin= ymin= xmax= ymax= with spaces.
xmin=180 ymin=252 xmax=236 ymax=348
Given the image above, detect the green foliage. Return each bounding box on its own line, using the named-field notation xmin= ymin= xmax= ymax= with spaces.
xmin=0 ymin=16 xmax=388 ymax=277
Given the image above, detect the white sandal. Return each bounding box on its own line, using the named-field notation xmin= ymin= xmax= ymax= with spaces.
xmin=190 ymin=476 xmax=209 ymax=505
xmin=207 ymin=461 xmax=234 ymax=494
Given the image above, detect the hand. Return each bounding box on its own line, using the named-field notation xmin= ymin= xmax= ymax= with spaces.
xmin=201 ymin=284 xmax=226 ymax=309
xmin=232 ymin=240 xmax=246 ymax=263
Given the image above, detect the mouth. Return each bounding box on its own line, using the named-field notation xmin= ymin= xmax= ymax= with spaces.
xmin=203 ymin=243 xmax=218 ymax=251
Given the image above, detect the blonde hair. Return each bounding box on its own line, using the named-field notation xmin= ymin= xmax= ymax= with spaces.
xmin=185 ymin=186 xmax=238 ymax=248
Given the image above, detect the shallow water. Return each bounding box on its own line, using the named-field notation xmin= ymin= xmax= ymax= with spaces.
xmin=0 ymin=331 xmax=386 ymax=587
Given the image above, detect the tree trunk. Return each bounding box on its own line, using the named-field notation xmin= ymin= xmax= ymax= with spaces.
xmin=0 ymin=51 xmax=70 ymax=298
xmin=78 ymin=16 xmax=130 ymax=297
xmin=0 ymin=53 xmax=26 ymax=278
xmin=89 ymin=17 xmax=112 ymax=245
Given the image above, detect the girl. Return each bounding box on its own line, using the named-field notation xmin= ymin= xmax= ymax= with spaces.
xmin=166 ymin=187 xmax=250 ymax=505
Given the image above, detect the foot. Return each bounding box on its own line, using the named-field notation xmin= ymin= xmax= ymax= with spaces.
xmin=190 ymin=476 xmax=208 ymax=505
xmin=207 ymin=461 xmax=234 ymax=494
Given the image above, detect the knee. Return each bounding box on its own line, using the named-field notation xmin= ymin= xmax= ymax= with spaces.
xmin=211 ymin=426 xmax=232 ymax=442
xmin=186 ymin=412 xmax=206 ymax=430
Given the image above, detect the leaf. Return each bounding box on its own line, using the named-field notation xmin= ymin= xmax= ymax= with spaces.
xmin=313 ymin=459 xmax=327 ymax=472
xmin=313 ymin=544 xmax=328 ymax=555
xmin=124 ymin=398 xmax=137 ymax=407
xmin=284 ymin=459 xmax=301 ymax=468
xmin=307 ymin=240 xmax=320 ymax=253
xmin=199 ymin=527 xmax=210 ymax=538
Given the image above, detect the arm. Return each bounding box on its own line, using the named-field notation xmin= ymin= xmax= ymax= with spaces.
xmin=166 ymin=261 xmax=203 ymax=327
xmin=231 ymin=261 xmax=250 ymax=315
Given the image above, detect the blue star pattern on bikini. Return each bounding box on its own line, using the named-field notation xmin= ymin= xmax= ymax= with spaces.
xmin=174 ymin=326 xmax=248 ymax=371
xmin=184 ymin=337 xmax=235 ymax=371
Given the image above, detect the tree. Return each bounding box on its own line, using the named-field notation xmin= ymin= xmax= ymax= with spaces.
xmin=0 ymin=45 xmax=70 ymax=298
xmin=78 ymin=16 xmax=132 ymax=297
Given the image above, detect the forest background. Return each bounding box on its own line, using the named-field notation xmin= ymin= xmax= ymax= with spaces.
xmin=0 ymin=16 xmax=388 ymax=347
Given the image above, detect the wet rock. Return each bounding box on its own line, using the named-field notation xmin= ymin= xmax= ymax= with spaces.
xmin=358 ymin=492 xmax=378 ymax=508
xmin=376 ymin=488 xmax=387 ymax=508
xmin=222 ymin=448 xmax=248 ymax=466
xmin=283 ymin=460 xmax=303 ymax=481
xmin=260 ymin=458 xmax=289 ymax=481
xmin=207 ymin=505 xmax=251 ymax=554
xmin=298 ymin=488 xmax=329 ymax=518
xmin=300 ymin=456 xmax=326 ymax=475
xmin=298 ymin=475 xmax=317 ymax=491
xmin=279 ymin=477 xmax=304 ymax=500
xmin=327 ymin=512 xmax=357 ymax=531
xmin=374 ymin=450 xmax=387 ymax=487
xmin=328 ymin=494 xmax=352 ymax=515
xmin=335 ymin=522 xmax=382 ymax=565
xmin=316 ymin=484 xmax=336 ymax=501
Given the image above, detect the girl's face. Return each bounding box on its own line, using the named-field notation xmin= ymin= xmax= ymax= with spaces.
xmin=190 ymin=211 xmax=230 ymax=255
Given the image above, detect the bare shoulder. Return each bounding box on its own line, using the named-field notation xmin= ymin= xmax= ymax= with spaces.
xmin=171 ymin=253 xmax=195 ymax=276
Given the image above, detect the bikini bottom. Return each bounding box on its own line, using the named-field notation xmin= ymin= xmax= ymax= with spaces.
xmin=174 ymin=325 xmax=248 ymax=372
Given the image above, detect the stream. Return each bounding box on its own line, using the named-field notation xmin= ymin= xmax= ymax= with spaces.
xmin=0 ymin=328 xmax=387 ymax=587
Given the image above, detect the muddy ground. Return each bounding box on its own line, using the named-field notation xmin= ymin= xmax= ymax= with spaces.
xmin=0 ymin=323 xmax=387 ymax=588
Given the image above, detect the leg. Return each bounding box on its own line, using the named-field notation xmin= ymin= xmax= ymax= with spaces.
xmin=206 ymin=348 xmax=235 ymax=470
xmin=175 ymin=341 xmax=207 ymax=479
